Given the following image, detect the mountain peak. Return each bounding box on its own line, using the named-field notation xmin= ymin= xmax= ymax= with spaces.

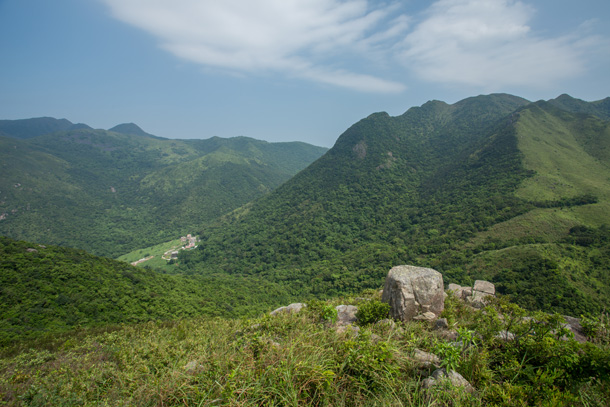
xmin=0 ymin=117 xmax=74 ymax=139
xmin=109 ymin=123 xmax=162 ymax=138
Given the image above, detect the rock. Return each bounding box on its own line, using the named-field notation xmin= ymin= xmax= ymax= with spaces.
xmin=270 ymin=303 xmax=306 ymax=316
xmin=422 ymin=368 xmax=475 ymax=393
xmin=433 ymin=318 xmax=449 ymax=330
xmin=447 ymin=283 xmax=462 ymax=293
xmin=458 ymin=287 xmax=472 ymax=300
xmin=413 ymin=312 xmax=437 ymax=321
xmin=436 ymin=329 xmax=459 ymax=341
xmin=474 ymin=280 xmax=495 ymax=295
xmin=563 ymin=316 xmax=587 ymax=343
xmin=335 ymin=324 xmax=360 ymax=336
xmin=467 ymin=292 xmax=488 ymax=309
xmin=412 ymin=349 xmax=441 ymax=368
xmin=382 ymin=265 xmax=445 ymax=323
xmin=336 ymin=305 xmax=358 ymax=325
xmin=183 ymin=361 xmax=204 ymax=375
xmin=495 ymin=330 xmax=516 ymax=341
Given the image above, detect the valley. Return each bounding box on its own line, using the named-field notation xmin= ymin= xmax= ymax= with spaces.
xmin=0 ymin=122 xmax=327 ymax=258
xmin=2 ymin=93 xmax=610 ymax=405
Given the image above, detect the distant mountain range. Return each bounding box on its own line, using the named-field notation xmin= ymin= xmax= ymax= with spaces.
xmin=0 ymin=119 xmax=327 ymax=257
xmin=0 ymin=117 xmax=163 ymax=139
xmin=175 ymin=93 xmax=610 ymax=316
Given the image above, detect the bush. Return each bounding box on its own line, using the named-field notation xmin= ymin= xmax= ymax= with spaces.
xmin=307 ymin=299 xmax=338 ymax=323
xmin=356 ymin=299 xmax=390 ymax=326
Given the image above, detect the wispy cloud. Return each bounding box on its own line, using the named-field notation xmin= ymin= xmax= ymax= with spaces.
xmin=102 ymin=0 xmax=604 ymax=93
xmin=398 ymin=0 xmax=595 ymax=89
xmin=101 ymin=0 xmax=408 ymax=93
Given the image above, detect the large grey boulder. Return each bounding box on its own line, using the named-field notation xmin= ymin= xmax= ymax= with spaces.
xmin=382 ymin=265 xmax=444 ymax=322
xmin=563 ymin=315 xmax=587 ymax=343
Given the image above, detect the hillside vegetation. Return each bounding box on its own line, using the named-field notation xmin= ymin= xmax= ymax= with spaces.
xmin=175 ymin=94 xmax=610 ymax=316
xmin=0 ymin=122 xmax=326 ymax=257
xmin=1 ymin=289 xmax=608 ymax=406
xmin=0 ymin=236 xmax=291 ymax=345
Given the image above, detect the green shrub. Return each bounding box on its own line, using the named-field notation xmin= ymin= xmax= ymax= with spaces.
xmin=356 ymin=299 xmax=390 ymax=326
xmin=307 ymin=299 xmax=338 ymax=323
xmin=581 ymin=312 xmax=610 ymax=345
xmin=338 ymin=331 xmax=399 ymax=392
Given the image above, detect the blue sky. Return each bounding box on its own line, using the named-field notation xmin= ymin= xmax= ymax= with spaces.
xmin=1 ymin=0 xmax=609 ymax=147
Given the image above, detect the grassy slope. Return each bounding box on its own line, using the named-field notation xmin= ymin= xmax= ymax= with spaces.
xmin=464 ymin=102 xmax=610 ymax=313
xmin=472 ymin=103 xmax=610 ymax=244
xmin=1 ymin=292 xmax=608 ymax=406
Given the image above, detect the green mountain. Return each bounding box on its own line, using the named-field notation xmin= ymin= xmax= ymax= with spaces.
xmin=548 ymin=94 xmax=610 ymax=121
xmin=0 ymin=117 xmax=75 ymax=139
xmin=0 ymin=236 xmax=289 ymax=345
xmin=176 ymin=94 xmax=610 ymax=316
xmin=0 ymin=124 xmax=327 ymax=257
xmin=109 ymin=122 xmax=163 ymax=139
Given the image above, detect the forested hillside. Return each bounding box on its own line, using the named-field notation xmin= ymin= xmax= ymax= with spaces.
xmin=177 ymin=94 xmax=610 ymax=316
xmin=0 ymin=236 xmax=290 ymax=345
xmin=0 ymin=121 xmax=327 ymax=257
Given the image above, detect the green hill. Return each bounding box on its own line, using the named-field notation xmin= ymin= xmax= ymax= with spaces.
xmin=0 ymin=124 xmax=327 ymax=257
xmin=0 ymin=236 xmax=290 ymax=345
xmin=176 ymin=94 xmax=610 ymax=316
xmin=0 ymin=117 xmax=74 ymax=139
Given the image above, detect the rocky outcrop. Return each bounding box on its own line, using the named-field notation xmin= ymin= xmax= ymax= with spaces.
xmin=448 ymin=280 xmax=495 ymax=309
xmin=270 ymin=303 xmax=306 ymax=316
xmin=382 ymin=265 xmax=444 ymax=322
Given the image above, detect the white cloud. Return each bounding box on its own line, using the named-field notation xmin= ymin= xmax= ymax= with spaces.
xmin=101 ymin=0 xmax=602 ymax=93
xmin=101 ymin=0 xmax=407 ymax=93
xmin=399 ymin=0 xmax=589 ymax=89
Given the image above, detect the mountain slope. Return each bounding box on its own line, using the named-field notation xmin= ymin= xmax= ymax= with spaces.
xmin=0 ymin=236 xmax=290 ymax=344
xmin=0 ymin=126 xmax=327 ymax=257
xmin=178 ymin=95 xmax=530 ymax=288
xmin=177 ymin=94 xmax=610 ymax=315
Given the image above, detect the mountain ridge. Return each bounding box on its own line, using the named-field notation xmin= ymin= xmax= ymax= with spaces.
xmin=176 ymin=93 xmax=610 ymax=316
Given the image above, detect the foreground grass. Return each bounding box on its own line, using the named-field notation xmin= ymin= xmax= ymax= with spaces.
xmin=1 ymin=293 xmax=609 ymax=406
